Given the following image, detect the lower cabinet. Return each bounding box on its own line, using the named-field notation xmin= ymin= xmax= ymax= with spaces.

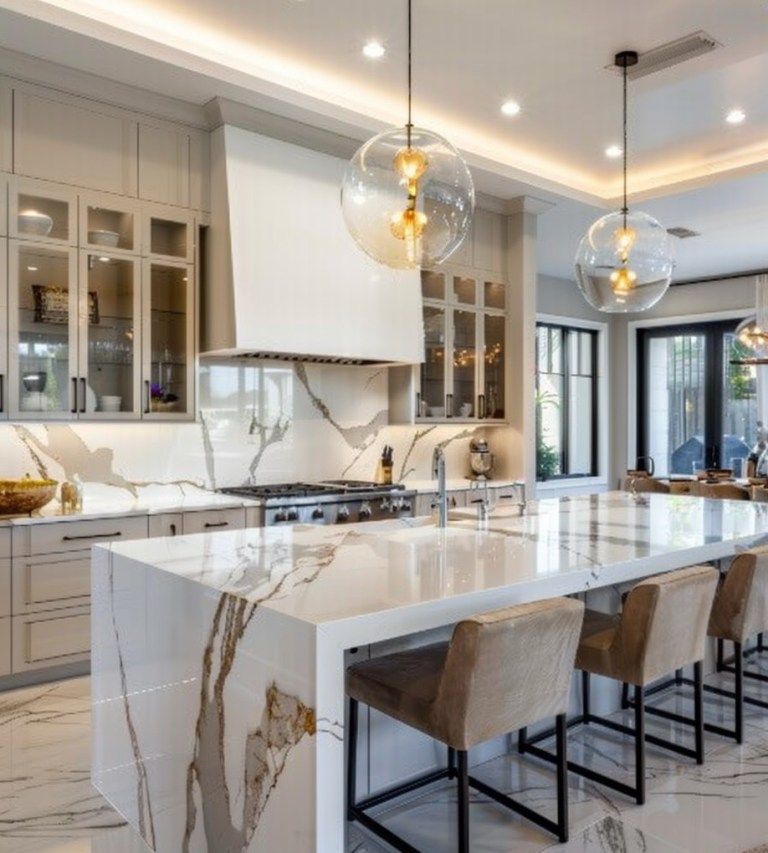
xmin=13 ymin=552 xmax=90 ymax=613
xmin=182 ymin=507 xmax=246 ymax=534
xmin=11 ymin=606 xmax=90 ymax=672
xmin=0 ymin=558 xmax=10 ymax=617
xmin=0 ymin=617 xmax=10 ymax=676
xmin=149 ymin=513 xmax=183 ymax=538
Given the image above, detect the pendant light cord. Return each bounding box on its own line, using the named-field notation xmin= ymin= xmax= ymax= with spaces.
xmin=407 ymin=0 xmax=413 ymax=147
xmin=622 ymin=59 xmax=628 ymax=220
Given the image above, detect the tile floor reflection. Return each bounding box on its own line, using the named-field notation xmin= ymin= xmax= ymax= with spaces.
xmin=3 ymin=664 xmax=768 ymax=852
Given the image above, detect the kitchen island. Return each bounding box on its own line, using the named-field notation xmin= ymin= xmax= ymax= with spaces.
xmin=91 ymin=492 xmax=768 ymax=852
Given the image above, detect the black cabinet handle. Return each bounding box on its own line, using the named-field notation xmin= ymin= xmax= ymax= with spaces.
xmin=80 ymin=378 xmax=86 ymax=414
xmin=144 ymin=380 xmax=151 ymax=414
xmin=63 ymin=531 xmax=122 ymax=541
xmin=446 ymin=393 xmax=453 ymax=418
xmin=71 ymin=377 xmax=78 ymax=414
xmin=478 ymin=394 xmax=486 ymax=419
xmin=170 ymin=523 xmax=177 ymax=536
xmin=204 ymin=521 xmax=229 ymax=529
xmin=0 ymin=373 xmax=4 ymax=413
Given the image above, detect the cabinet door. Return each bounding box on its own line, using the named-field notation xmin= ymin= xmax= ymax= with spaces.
xmin=8 ymin=241 xmax=78 ymax=419
xmin=9 ymin=177 xmax=77 ymax=246
xmin=138 ymin=123 xmax=190 ymax=207
xmin=0 ymin=237 xmax=6 ymax=419
xmin=419 ymin=304 xmax=446 ymax=418
xmin=80 ymin=191 xmax=140 ymax=254
xmin=482 ymin=312 xmax=506 ymax=420
xmin=143 ymin=203 xmax=194 ymax=262
xmin=142 ymin=259 xmax=195 ymax=420
xmin=0 ymin=84 xmax=11 ymax=173
xmin=14 ymin=89 xmax=137 ymax=196
xmin=451 ymin=307 xmax=478 ymax=419
xmin=79 ymin=252 xmax=141 ymax=418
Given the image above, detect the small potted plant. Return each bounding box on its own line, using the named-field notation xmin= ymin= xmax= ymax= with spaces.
xmin=150 ymin=382 xmax=179 ymax=413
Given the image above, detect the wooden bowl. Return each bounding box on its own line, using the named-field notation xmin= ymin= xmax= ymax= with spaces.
xmin=0 ymin=478 xmax=58 ymax=516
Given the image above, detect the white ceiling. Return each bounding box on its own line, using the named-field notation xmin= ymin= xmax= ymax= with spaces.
xmin=1 ymin=0 xmax=768 ymax=280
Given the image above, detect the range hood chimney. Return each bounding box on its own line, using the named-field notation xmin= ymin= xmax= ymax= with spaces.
xmin=203 ymin=124 xmax=424 ymax=365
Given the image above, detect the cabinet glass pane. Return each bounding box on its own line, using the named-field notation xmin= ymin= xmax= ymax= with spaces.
xmin=484 ymin=314 xmax=505 ymax=419
xmin=86 ymin=255 xmax=136 ymax=413
xmin=452 ymin=309 xmax=476 ymax=417
xmin=86 ymin=205 xmax=134 ymax=252
xmin=484 ymin=281 xmax=505 ymax=310
xmin=16 ymin=246 xmax=72 ymax=414
xmin=420 ymin=306 xmax=445 ymax=415
xmin=421 ymin=270 xmax=444 ymax=301
xmin=149 ymin=264 xmax=188 ymax=414
xmin=17 ymin=194 xmax=69 ymax=242
xmin=453 ymin=276 xmax=476 ymax=305
xmin=150 ymin=218 xmax=188 ymax=258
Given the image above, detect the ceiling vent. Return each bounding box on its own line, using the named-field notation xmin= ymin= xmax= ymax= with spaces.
xmin=667 ymin=226 xmax=701 ymax=239
xmin=610 ymin=32 xmax=721 ymax=80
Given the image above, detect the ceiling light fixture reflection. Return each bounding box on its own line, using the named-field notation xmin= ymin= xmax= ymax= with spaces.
xmin=726 ymin=108 xmax=746 ymax=125
xmin=605 ymin=145 xmax=622 ymax=159
xmin=363 ymin=40 xmax=386 ymax=59
xmin=500 ymin=99 xmax=521 ymax=116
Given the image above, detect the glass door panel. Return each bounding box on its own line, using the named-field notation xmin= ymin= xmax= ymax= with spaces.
xmin=82 ymin=253 xmax=139 ymax=416
xmin=83 ymin=196 xmax=137 ymax=253
xmin=453 ymin=276 xmax=476 ymax=306
xmin=451 ymin=309 xmax=476 ymax=417
xmin=421 ymin=270 xmax=445 ymax=301
xmin=722 ymin=330 xmax=758 ymax=474
xmin=483 ymin=313 xmax=505 ymax=419
xmin=419 ymin=305 xmax=445 ymax=416
xmin=644 ymin=333 xmax=707 ymax=477
xmin=10 ymin=243 xmax=77 ymax=417
xmin=144 ymin=261 xmax=193 ymax=418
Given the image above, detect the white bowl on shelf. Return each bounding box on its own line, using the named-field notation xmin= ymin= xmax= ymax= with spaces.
xmin=89 ymin=229 xmax=120 ymax=247
xmin=18 ymin=209 xmax=53 ymax=236
xmin=430 ymin=406 xmax=446 ymax=418
xmin=100 ymin=395 xmax=122 ymax=413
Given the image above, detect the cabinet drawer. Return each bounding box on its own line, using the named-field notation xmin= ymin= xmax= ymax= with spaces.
xmin=0 ymin=559 xmax=10 ymax=617
xmin=28 ymin=516 xmax=148 ymax=556
xmin=0 ymin=617 xmax=9 ymax=677
xmin=13 ymin=553 xmax=90 ymax=614
xmin=183 ymin=508 xmax=245 ymax=535
xmin=12 ymin=606 xmax=90 ymax=672
xmin=149 ymin=513 xmax=183 ymax=538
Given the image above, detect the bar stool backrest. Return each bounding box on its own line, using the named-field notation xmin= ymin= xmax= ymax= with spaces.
xmin=694 ymin=482 xmax=749 ymax=500
xmin=433 ymin=597 xmax=584 ymax=750
xmin=618 ymin=566 xmax=718 ymax=684
xmin=623 ymin=477 xmax=670 ymax=494
xmin=710 ymin=545 xmax=768 ymax=643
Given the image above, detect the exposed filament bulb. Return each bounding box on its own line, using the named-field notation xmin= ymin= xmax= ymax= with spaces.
xmin=390 ymin=144 xmax=429 ymax=261
xmin=610 ymin=265 xmax=637 ymax=297
xmin=614 ymin=225 xmax=636 ymax=264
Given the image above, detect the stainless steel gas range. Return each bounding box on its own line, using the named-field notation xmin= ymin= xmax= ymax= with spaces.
xmin=219 ymin=480 xmax=417 ymax=526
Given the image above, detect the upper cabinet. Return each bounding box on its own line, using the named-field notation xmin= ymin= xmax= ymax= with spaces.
xmin=14 ymin=89 xmax=137 ymax=196
xmin=10 ymin=177 xmax=78 ymax=246
xmin=0 ymin=237 xmax=6 ymax=417
xmin=138 ymin=123 xmax=190 ymax=207
xmin=0 ymin=85 xmax=11 ymax=174
xmin=80 ymin=191 xmax=140 ymax=255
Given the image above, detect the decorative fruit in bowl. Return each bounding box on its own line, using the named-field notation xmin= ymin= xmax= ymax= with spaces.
xmin=0 ymin=476 xmax=58 ymax=516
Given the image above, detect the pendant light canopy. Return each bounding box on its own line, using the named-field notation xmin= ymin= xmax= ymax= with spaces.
xmin=732 ymin=275 xmax=768 ymax=365
xmin=340 ymin=0 xmax=474 ymax=269
xmin=574 ymin=51 xmax=674 ymax=313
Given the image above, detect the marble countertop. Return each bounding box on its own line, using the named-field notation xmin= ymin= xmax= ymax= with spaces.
xmin=403 ymin=478 xmax=525 ymax=494
xmin=99 ymin=491 xmax=768 ymax=640
xmin=0 ymin=484 xmax=259 ymax=527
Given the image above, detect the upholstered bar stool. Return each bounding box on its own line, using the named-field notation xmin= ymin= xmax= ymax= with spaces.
xmin=521 ymin=566 xmax=718 ymax=805
xmin=691 ymin=482 xmax=749 ymax=500
xmin=644 ymin=545 xmax=768 ymax=744
xmin=346 ymin=597 xmax=585 ymax=851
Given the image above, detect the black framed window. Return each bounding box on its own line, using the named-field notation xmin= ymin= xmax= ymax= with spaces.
xmin=535 ymin=323 xmax=599 ymax=480
xmin=636 ymin=319 xmax=758 ymax=476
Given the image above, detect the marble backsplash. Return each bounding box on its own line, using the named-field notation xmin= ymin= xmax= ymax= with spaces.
xmin=0 ymin=360 xmax=503 ymax=497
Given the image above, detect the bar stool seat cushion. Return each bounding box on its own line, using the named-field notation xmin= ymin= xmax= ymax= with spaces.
xmin=347 ymin=641 xmax=449 ymax=736
xmin=709 ymin=545 xmax=768 ymax=644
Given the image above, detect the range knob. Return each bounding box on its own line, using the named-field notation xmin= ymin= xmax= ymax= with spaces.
xmin=274 ymin=509 xmax=288 ymax=523
xmin=391 ymin=498 xmax=403 ymax=512
xmin=337 ymin=504 xmax=350 ymax=522
xmin=312 ymin=506 xmax=324 ymax=521
xmin=286 ymin=507 xmax=299 ymax=522
xmin=380 ymin=498 xmax=391 ymax=512
xmin=400 ymin=500 xmax=412 ymax=513
xmin=359 ymin=501 xmax=372 ymax=520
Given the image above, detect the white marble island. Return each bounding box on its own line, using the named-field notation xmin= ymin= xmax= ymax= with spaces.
xmin=91 ymin=492 xmax=768 ymax=852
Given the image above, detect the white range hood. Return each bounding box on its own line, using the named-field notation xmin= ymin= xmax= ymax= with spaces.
xmin=203 ymin=125 xmax=424 ymax=365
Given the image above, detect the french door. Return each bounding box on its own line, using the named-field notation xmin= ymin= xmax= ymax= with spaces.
xmin=637 ymin=320 xmax=758 ymax=476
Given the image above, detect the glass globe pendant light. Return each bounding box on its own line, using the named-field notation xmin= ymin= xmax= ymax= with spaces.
xmin=732 ymin=275 xmax=768 ymax=365
xmin=340 ymin=0 xmax=474 ymax=269
xmin=574 ymin=51 xmax=674 ymax=313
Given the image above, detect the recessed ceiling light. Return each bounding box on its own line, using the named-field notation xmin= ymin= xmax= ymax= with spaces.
xmin=726 ymin=108 xmax=746 ymax=125
xmin=500 ymin=99 xmax=521 ymax=117
xmin=605 ymin=145 xmax=623 ymax=159
xmin=26 ymin=266 xmax=38 ymax=272
xmin=362 ymin=40 xmax=385 ymax=59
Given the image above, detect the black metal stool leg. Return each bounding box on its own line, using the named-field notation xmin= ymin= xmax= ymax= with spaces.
xmin=448 ymin=746 xmax=456 ymax=778
xmin=555 ymin=713 xmax=569 ymax=843
xmin=517 ymin=726 xmax=527 ymax=754
xmin=582 ymin=670 xmax=591 ymax=720
xmin=675 ymin=667 xmax=684 ymax=686
xmin=759 ymin=632 xmax=765 ymax=652
xmin=717 ymin=638 xmax=724 ymax=672
xmin=693 ymin=661 xmax=704 ymax=764
xmin=457 ymin=750 xmax=470 ymax=853
xmin=347 ymin=698 xmax=358 ymax=822
xmin=735 ymin=641 xmax=744 ymax=744
xmin=634 ymin=684 xmax=645 ymax=805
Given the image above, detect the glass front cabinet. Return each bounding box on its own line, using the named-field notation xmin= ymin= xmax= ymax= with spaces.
xmin=408 ymin=269 xmax=507 ymax=423
xmin=3 ymin=181 xmax=197 ymax=421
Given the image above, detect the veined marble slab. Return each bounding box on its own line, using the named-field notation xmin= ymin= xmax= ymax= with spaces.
xmin=91 ymin=493 xmax=768 ymax=852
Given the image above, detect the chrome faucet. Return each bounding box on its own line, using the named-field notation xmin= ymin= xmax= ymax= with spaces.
xmin=432 ymin=446 xmax=448 ymax=528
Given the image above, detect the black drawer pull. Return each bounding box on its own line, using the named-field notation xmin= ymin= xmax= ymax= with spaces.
xmin=204 ymin=521 xmax=229 ymax=529
xmin=62 ymin=531 xmax=122 ymax=541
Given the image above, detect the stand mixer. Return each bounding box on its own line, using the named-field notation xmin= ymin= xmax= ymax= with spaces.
xmin=469 ymin=438 xmax=494 ymax=480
